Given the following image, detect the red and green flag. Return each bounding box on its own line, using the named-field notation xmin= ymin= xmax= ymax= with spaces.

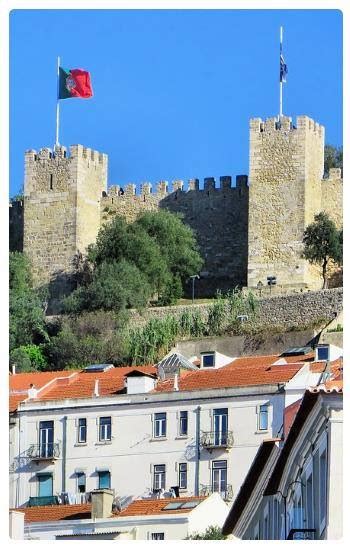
xmin=58 ymin=67 xmax=93 ymax=99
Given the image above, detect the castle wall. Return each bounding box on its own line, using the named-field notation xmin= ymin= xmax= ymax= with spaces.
xmin=101 ymin=176 xmax=249 ymax=296
xmin=247 ymin=115 xmax=325 ymax=290
xmin=23 ymin=145 xmax=107 ymax=298
xmin=321 ymin=168 xmax=343 ymax=228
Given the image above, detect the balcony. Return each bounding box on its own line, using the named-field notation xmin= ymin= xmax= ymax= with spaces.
xmin=26 ymin=443 xmax=60 ymax=461
xmin=200 ymin=484 xmax=233 ymax=501
xmin=200 ymin=430 xmax=234 ymax=450
xmin=287 ymin=529 xmax=316 ymax=540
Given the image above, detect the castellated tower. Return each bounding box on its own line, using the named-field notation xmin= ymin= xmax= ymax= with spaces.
xmin=247 ymin=115 xmax=325 ymax=290
xmin=23 ymin=144 xmax=107 ymax=298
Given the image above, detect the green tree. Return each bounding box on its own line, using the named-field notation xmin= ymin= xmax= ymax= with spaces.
xmin=302 ymin=212 xmax=342 ymax=289
xmin=187 ymin=526 xmax=227 ymax=540
xmin=324 ymin=144 xmax=343 ymax=177
xmin=9 ymin=252 xmax=49 ymax=351
xmin=10 ymin=344 xmax=47 ymax=372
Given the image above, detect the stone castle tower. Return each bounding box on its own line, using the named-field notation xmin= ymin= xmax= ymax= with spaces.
xmin=23 ymin=144 xmax=107 ymax=297
xmin=14 ymin=114 xmax=342 ymax=301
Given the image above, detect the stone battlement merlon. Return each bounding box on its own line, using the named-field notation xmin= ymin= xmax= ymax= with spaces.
xmin=103 ymin=175 xmax=248 ymax=199
xmin=250 ymin=115 xmax=324 ymax=138
xmin=24 ymin=144 xmax=108 ymax=167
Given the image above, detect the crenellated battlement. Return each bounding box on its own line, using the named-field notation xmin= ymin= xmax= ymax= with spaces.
xmin=25 ymin=144 xmax=108 ymax=167
xmin=250 ymin=115 xmax=324 ymax=138
xmin=102 ymin=174 xmax=248 ymax=200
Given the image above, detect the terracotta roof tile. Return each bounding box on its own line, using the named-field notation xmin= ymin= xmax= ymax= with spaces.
xmin=15 ymin=504 xmax=92 ymax=523
xmin=118 ymin=496 xmax=207 ymax=517
xmin=284 ymin=399 xmax=302 ymax=438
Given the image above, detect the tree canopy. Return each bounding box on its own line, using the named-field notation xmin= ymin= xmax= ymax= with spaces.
xmin=324 ymin=144 xmax=343 ymax=177
xmin=302 ymin=212 xmax=342 ymax=288
xmin=187 ymin=526 xmax=227 ymax=540
xmin=66 ymin=211 xmax=203 ymax=313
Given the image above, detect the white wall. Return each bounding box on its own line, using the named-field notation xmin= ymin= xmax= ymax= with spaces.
xmin=12 ymin=389 xmax=285 ymax=508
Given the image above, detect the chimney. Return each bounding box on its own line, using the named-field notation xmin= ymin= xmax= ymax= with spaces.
xmin=93 ymin=379 xmax=99 ymax=397
xmin=27 ymin=384 xmax=38 ymax=400
xmin=174 ymin=374 xmax=179 ymax=391
xmin=91 ymin=489 xmax=114 ymax=519
xmin=12 ymin=364 xmax=16 ymax=375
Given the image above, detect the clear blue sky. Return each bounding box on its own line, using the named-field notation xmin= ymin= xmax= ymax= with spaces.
xmin=10 ymin=9 xmax=342 ymax=196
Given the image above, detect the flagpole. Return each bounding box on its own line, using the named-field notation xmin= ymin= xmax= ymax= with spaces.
xmin=279 ymin=26 xmax=283 ymax=119
xmin=56 ymin=56 xmax=60 ymax=147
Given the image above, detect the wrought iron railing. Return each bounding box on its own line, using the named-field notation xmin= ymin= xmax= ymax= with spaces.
xmin=200 ymin=484 xmax=233 ymax=501
xmin=287 ymin=529 xmax=316 ymax=540
xmin=26 ymin=443 xmax=60 ymax=460
xmin=200 ymin=430 xmax=234 ymax=448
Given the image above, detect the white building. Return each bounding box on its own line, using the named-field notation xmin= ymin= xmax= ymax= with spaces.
xmin=222 ymin=377 xmax=343 ymax=540
xmin=9 ymin=346 xmax=342 ymax=515
xmin=16 ymin=491 xmax=228 ymax=540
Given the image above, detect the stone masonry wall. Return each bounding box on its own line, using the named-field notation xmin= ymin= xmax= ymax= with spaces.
xmin=23 ymin=145 xmax=107 ymax=298
xmin=101 ymin=175 xmax=249 ymax=296
xmin=130 ymin=288 xmax=343 ymax=333
xmin=248 ymin=115 xmax=325 ymax=290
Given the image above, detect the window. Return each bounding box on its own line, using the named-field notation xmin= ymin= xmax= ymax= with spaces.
xmin=306 ymin=474 xmax=313 ymax=528
xmin=179 ymin=411 xmax=188 ymax=436
xmin=179 ymin=463 xmax=187 ymax=489
xmin=99 ymin=417 xmax=111 ymax=441
xmin=78 ymin=418 xmax=87 ymax=443
xmin=202 ymin=353 xmax=215 ymax=368
xmin=154 ymin=413 xmax=166 ymax=438
xmin=213 ymin=408 xmax=228 ymax=445
xmin=39 ymin=420 xmax=54 ymax=457
xmin=38 ymin=473 xmax=53 ymax=497
xmin=316 ymin=345 xmax=329 ymax=361
xmin=77 ymin=472 xmax=86 ymax=493
xmin=98 ymin=471 xmax=111 ymax=489
xmin=212 ymin=460 xmax=227 ymax=498
xmin=153 ymin=464 xmax=166 ymax=491
xmin=258 ymin=404 xmax=269 ymax=431
xmin=151 ymin=533 xmax=165 ymax=540
xmin=320 ymin=450 xmax=327 ymax=531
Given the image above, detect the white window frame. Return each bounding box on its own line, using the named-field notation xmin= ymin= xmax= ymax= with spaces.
xmin=257 ymin=403 xmax=269 ymax=431
xmin=179 ymin=410 xmax=188 ymax=437
xmin=201 ymin=353 xmax=215 ymax=368
xmin=99 ymin=416 xmax=112 ymax=441
xmin=154 ymin=412 xmax=167 ymax=438
xmin=77 ymin=418 xmax=87 ymax=443
xmin=153 ymin=464 xmax=166 ymax=491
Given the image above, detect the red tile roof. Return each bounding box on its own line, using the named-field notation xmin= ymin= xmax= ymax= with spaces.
xmin=15 ymin=504 xmax=92 ymax=523
xmin=118 ymin=496 xmax=207 ymax=517
xmin=9 ymin=366 xmax=157 ymax=411
xmin=283 ymin=399 xmax=302 ymax=438
xmin=15 ymin=497 xmax=207 ymax=523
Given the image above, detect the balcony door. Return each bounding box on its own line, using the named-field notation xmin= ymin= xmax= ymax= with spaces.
xmin=212 ymin=460 xmax=227 ymax=498
xmin=213 ymin=408 xmax=228 ymax=445
xmin=39 ymin=420 xmax=54 ymax=457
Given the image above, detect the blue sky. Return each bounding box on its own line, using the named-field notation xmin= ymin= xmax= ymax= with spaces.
xmin=9 ymin=9 xmax=342 ymax=196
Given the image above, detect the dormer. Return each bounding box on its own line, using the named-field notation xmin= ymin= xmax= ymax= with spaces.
xmin=125 ymin=370 xmax=157 ymax=394
xmin=315 ymin=343 xmax=343 ymax=363
xmin=200 ymin=351 xmax=234 ymax=369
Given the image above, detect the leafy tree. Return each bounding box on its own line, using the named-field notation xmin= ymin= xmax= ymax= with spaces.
xmin=302 ymin=212 xmax=342 ymax=289
xmin=64 ymin=260 xmax=152 ymax=314
xmin=9 ymin=252 xmax=49 ymax=351
xmin=187 ymin=526 xmax=227 ymax=540
xmin=324 ymin=144 xmax=343 ymax=177
xmin=10 ymin=344 xmax=47 ymax=372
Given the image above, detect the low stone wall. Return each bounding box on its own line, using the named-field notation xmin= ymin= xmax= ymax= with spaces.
xmin=130 ymin=288 xmax=343 ymax=333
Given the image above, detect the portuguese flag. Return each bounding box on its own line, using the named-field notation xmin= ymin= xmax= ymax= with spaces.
xmin=58 ymin=67 xmax=93 ymax=99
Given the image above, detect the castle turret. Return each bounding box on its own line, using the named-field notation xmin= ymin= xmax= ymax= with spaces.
xmin=23 ymin=144 xmax=107 ymax=301
xmin=247 ymin=115 xmax=325 ymax=290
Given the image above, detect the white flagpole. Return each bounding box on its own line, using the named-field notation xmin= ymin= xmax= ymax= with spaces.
xmin=56 ymin=56 xmax=60 ymax=147
xmin=279 ymin=26 xmax=283 ymax=119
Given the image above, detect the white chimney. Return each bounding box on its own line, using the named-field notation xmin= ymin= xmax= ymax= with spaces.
xmin=12 ymin=364 xmax=16 ymax=375
xmin=93 ymin=379 xmax=99 ymax=397
xmin=27 ymin=384 xmax=38 ymax=400
xmin=174 ymin=374 xmax=179 ymax=391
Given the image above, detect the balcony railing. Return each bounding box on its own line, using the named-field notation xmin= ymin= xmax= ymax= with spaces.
xmin=287 ymin=529 xmax=316 ymax=540
xmin=200 ymin=484 xmax=233 ymax=501
xmin=26 ymin=443 xmax=60 ymax=460
xmin=200 ymin=430 xmax=234 ymax=449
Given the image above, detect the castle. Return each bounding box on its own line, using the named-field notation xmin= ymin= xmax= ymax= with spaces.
xmin=10 ymin=114 xmax=342 ymax=303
